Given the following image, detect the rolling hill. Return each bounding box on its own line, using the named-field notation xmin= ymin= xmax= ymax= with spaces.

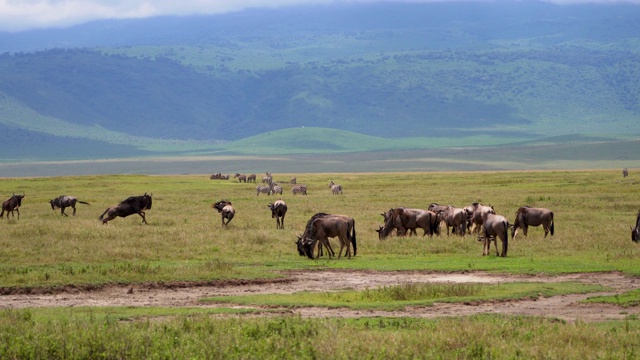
xmin=0 ymin=1 xmax=639 ymax=162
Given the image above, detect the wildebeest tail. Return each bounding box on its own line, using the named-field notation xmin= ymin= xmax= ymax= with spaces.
xmin=99 ymin=208 xmax=110 ymax=220
xmin=502 ymin=220 xmax=509 ymax=256
xmin=550 ymin=212 xmax=555 ymax=236
xmin=78 ymin=200 xmax=90 ymax=205
xmin=350 ymin=220 xmax=357 ymax=256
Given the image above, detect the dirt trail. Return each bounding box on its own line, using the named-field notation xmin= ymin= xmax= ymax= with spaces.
xmin=1 ymin=270 xmax=638 ymax=322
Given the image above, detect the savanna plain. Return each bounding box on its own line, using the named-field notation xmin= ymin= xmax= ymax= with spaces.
xmin=1 ymin=170 xmax=640 ymax=359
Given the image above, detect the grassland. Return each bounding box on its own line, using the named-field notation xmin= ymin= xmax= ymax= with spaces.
xmin=1 ymin=170 xmax=640 ymax=358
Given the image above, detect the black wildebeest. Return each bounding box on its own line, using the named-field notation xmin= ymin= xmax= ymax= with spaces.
xmin=631 ymin=211 xmax=640 ymax=243
xmin=296 ymin=213 xmax=357 ymax=259
xmin=49 ymin=195 xmax=90 ymax=216
xmin=623 ymin=168 xmax=629 ymax=178
xmin=1 ymin=193 xmax=25 ymax=220
xmin=511 ymin=206 xmax=554 ymax=240
xmin=213 ymin=200 xmax=235 ymax=226
xmin=99 ymin=193 xmax=153 ymax=225
xmin=268 ymin=200 xmax=287 ymax=229
xmin=478 ymin=212 xmax=510 ymax=257
xmin=376 ymin=207 xmax=439 ymax=240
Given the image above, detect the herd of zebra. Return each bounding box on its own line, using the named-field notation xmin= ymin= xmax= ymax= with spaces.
xmin=220 ymin=171 xmax=343 ymax=197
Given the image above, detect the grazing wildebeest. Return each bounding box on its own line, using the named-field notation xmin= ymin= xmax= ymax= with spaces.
xmin=329 ymin=180 xmax=342 ymax=195
xmin=292 ymin=185 xmax=307 ymax=195
xmin=247 ymin=174 xmax=257 ymax=183
xmin=623 ymin=168 xmax=629 ymax=178
xmin=234 ymin=173 xmax=247 ymax=183
xmin=432 ymin=206 xmax=466 ymax=237
xmin=1 ymin=193 xmax=25 ymax=220
xmin=256 ymin=185 xmax=271 ymax=196
xmin=511 ymin=206 xmax=554 ymax=240
xmin=631 ymin=211 xmax=640 ymax=243
xmin=376 ymin=207 xmax=439 ymax=240
xmin=479 ymin=212 xmax=510 ymax=257
xmin=291 ymin=177 xmax=297 ymax=184
xmin=268 ymin=200 xmax=287 ymax=229
xmin=210 ymin=173 xmax=229 ymax=180
xmin=464 ymin=203 xmax=495 ymax=235
xmin=212 ymin=200 xmax=235 ymax=226
xmin=99 ymin=193 xmax=153 ymax=225
xmin=296 ymin=213 xmax=356 ymax=259
xmin=50 ymin=195 xmax=90 ymax=216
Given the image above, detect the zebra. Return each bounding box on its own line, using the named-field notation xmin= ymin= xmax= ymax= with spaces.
xmin=270 ymin=182 xmax=283 ymax=195
xmin=291 ymin=177 xmax=297 ymax=184
xmin=234 ymin=173 xmax=247 ymax=183
xmin=292 ymin=185 xmax=307 ymax=195
xmin=256 ymin=185 xmax=271 ymax=196
xmin=247 ymin=174 xmax=257 ymax=183
xmin=623 ymin=168 xmax=629 ymax=178
xmin=329 ymin=180 xmax=343 ymax=195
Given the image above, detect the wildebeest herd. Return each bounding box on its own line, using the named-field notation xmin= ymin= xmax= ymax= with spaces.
xmin=2 ymin=168 xmax=638 ymax=260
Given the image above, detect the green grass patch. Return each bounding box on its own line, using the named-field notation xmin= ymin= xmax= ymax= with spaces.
xmin=584 ymin=289 xmax=640 ymax=308
xmin=203 ymin=282 xmax=607 ymax=311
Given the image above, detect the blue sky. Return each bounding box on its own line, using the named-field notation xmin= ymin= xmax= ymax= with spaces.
xmin=1 ymin=0 xmax=639 ymax=32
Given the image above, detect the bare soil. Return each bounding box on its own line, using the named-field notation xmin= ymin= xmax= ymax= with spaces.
xmin=1 ymin=270 xmax=639 ymax=322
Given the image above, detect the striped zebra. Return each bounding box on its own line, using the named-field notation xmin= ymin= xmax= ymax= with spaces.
xmin=234 ymin=173 xmax=247 ymax=183
xmin=292 ymin=184 xmax=307 ymax=195
xmin=329 ymin=180 xmax=343 ymax=195
xmin=270 ymin=182 xmax=283 ymax=195
xmin=256 ymin=185 xmax=271 ymax=196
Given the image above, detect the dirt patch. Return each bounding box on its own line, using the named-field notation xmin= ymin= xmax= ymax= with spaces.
xmin=1 ymin=270 xmax=638 ymax=322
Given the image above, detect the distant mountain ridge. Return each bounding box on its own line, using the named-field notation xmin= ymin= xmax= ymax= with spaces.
xmin=0 ymin=2 xmax=639 ymax=161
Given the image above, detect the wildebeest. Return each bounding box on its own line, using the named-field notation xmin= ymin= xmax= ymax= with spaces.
xmin=234 ymin=173 xmax=247 ymax=183
xmin=256 ymin=185 xmax=271 ymax=196
xmin=49 ymin=195 xmax=90 ymax=216
xmin=432 ymin=206 xmax=466 ymax=237
xmin=292 ymin=185 xmax=307 ymax=195
xmin=478 ymin=212 xmax=510 ymax=257
xmin=631 ymin=211 xmax=640 ymax=243
xmin=376 ymin=207 xmax=439 ymax=240
xmin=329 ymin=180 xmax=343 ymax=195
xmin=623 ymin=168 xmax=629 ymax=178
xmin=291 ymin=177 xmax=297 ymax=184
xmin=268 ymin=200 xmax=287 ymax=229
xmin=212 ymin=200 xmax=235 ymax=226
xmin=99 ymin=193 xmax=153 ymax=225
xmin=296 ymin=213 xmax=357 ymax=259
xmin=247 ymin=174 xmax=257 ymax=183
xmin=1 ymin=193 xmax=25 ymax=220
xmin=464 ymin=203 xmax=495 ymax=235
xmin=210 ymin=173 xmax=229 ymax=180
xmin=511 ymin=206 xmax=554 ymax=240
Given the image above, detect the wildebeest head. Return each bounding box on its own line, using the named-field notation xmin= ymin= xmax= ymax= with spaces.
xmin=632 ymin=211 xmax=640 ymax=243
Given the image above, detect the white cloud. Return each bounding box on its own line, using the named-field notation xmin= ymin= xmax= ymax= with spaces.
xmin=1 ymin=0 xmax=639 ymax=32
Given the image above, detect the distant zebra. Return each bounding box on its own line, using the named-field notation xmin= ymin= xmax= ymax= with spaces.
xmin=291 ymin=177 xmax=297 ymax=184
xmin=247 ymin=174 xmax=257 ymax=183
xmin=292 ymin=185 xmax=307 ymax=195
xmin=623 ymin=168 xmax=629 ymax=178
xmin=262 ymin=171 xmax=273 ymax=184
xmin=256 ymin=185 xmax=271 ymax=196
xmin=329 ymin=180 xmax=343 ymax=195
xmin=234 ymin=173 xmax=247 ymax=183
xmin=270 ymin=183 xmax=283 ymax=195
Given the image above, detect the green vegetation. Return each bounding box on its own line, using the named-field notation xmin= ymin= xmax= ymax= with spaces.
xmin=1 ymin=170 xmax=640 ymax=357
xmin=205 ymin=282 xmax=607 ymax=311
xmin=1 ymin=310 xmax=639 ymax=359
xmin=1 ymin=3 xmax=640 ymax=161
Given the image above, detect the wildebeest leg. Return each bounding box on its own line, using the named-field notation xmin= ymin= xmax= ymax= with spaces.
xmin=72 ymin=205 xmax=77 ymax=216
xmin=15 ymin=208 xmax=19 ymax=220
xmin=61 ymin=207 xmax=68 ymax=216
xmin=138 ymin=211 xmax=147 ymax=224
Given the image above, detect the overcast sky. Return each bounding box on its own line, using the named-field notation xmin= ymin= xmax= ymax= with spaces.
xmin=1 ymin=0 xmax=639 ymax=32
